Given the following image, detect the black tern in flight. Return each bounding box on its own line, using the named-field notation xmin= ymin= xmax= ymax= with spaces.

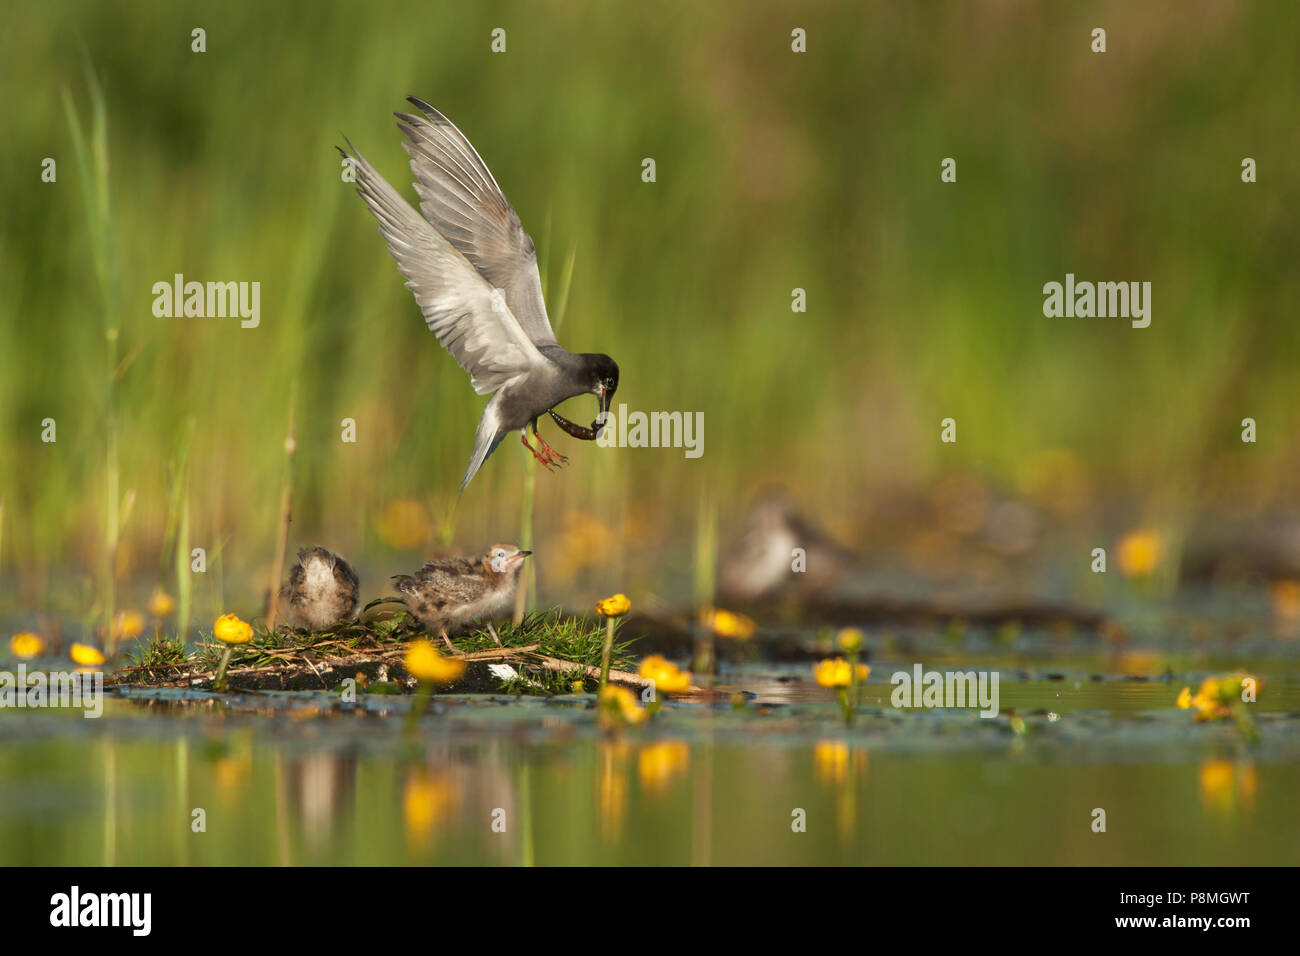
xmin=341 ymin=98 xmax=618 ymax=491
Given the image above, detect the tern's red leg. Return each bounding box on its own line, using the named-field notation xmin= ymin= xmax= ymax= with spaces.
xmin=531 ymin=422 xmax=569 ymax=466
xmin=520 ymin=430 xmax=557 ymax=471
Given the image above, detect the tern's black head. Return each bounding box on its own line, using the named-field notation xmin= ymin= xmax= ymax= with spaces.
xmin=581 ymin=353 xmax=619 ymax=414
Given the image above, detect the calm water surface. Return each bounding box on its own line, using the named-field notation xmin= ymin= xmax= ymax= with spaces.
xmin=2 ymin=655 xmax=1297 ymax=865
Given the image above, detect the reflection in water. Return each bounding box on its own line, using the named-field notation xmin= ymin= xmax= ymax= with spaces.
xmin=813 ymin=740 xmax=849 ymax=785
xmin=813 ymin=740 xmax=868 ymax=839
xmin=1111 ymin=652 xmax=1166 ymax=677
xmin=403 ymin=769 xmax=458 ymax=852
xmin=638 ymin=741 xmax=689 ymax=792
xmin=599 ymin=742 xmax=629 ymax=843
xmin=280 ymin=753 xmax=357 ymax=848
xmin=214 ymin=753 xmax=251 ymax=793
xmin=4 ymin=689 xmax=1299 ymax=865
xmin=103 ymin=741 xmax=115 ymax=867
xmin=1198 ymin=759 xmax=1257 ymax=815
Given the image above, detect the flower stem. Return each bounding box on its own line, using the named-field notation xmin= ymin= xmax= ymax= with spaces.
xmin=599 ymin=618 xmax=615 ymax=689
xmin=213 ymin=645 xmax=233 ymax=692
xmin=848 ymin=648 xmax=860 ymax=711
xmin=407 ymin=680 xmax=432 ymax=731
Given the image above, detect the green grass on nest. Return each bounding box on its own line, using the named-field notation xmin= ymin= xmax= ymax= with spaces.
xmin=452 ymin=609 xmax=634 ymax=668
xmin=126 ymin=633 xmax=191 ymax=670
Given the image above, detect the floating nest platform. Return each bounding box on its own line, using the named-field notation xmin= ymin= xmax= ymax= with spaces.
xmin=112 ymin=609 xmax=647 ymax=695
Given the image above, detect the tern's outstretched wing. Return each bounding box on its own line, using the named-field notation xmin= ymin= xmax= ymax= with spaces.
xmin=341 ymin=139 xmax=548 ymax=395
xmin=395 ymin=97 xmax=559 ymax=349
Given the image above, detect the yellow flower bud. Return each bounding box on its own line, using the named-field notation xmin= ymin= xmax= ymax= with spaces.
xmin=637 ymin=654 xmax=691 ymax=694
xmin=594 ymin=594 xmax=631 ymax=617
xmin=837 ymin=628 xmax=864 ymax=652
xmin=9 ymin=632 xmax=44 ymax=660
xmin=701 ymin=607 xmax=756 ymax=639
xmin=111 ymin=610 xmax=145 ymax=640
xmin=148 ymin=590 xmax=176 ymax=618
xmin=404 ymin=639 xmax=466 ymax=684
xmin=69 ymin=643 xmax=107 ymax=667
xmin=213 ymin=613 xmax=254 ymax=645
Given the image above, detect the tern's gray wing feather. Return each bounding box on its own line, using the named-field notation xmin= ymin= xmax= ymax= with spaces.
xmin=396 ymin=97 xmax=559 ymax=349
xmin=460 ymin=391 xmax=509 ymax=493
xmin=342 ymin=139 xmax=548 ymax=395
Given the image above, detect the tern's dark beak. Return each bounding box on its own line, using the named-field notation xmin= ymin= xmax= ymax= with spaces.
xmin=598 ymin=386 xmax=613 ymax=417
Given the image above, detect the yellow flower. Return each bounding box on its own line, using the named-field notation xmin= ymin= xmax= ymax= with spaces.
xmin=1177 ymin=683 xmax=1226 ymax=721
xmin=837 ymin=627 xmax=864 ymax=652
xmin=213 ymin=613 xmax=254 ymax=644
xmin=148 ymin=590 xmax=176 ymax=618
xmin=1115 ymin=652 xmax=1163 ymax=676
xmin=9 ymin=632 xmax=44 ymax=660
xmin=701 ymin=607 xmax=756 ymax=639
xmin=1271 ymin=580 xmax=1300 ymax=621
xmin=111 ymin=610 xmax=145 ymax=640
xmin=637 ymin=654 xmax=691 ymax=694
xmin=598 ymin=684 xmax=647 ymax=726
xmin=1117 ymin=530 xmax=1162 ymax=578
xmin=69 ymin=643 xmax=106 ymax=667
xmin=1177 ymin=672 xmax=1257 ymax=722
xmin=1219 ymin=673 xmax=1255 ymax=702
xmin=376 ymin=498 xmax=434 ymax=551
xmin=813 ymin=657 xmax=870 ymax=689
xmin=815 ymin=658 xmax=850 ymax=688
xmin=594 ymin=593 xmax=631 ymax=617
xmin=403 ymin=639 xmax=466 ymax=684
xmin=554 ymin=512 xmax=617 ymax=583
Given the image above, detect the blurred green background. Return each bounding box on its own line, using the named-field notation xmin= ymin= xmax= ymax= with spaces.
xmin=2 ymin=0 xmax=1299 ymax=626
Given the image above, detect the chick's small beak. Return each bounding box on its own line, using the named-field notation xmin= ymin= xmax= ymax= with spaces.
xmin=515 ymin=550 xmax=532 ymax=559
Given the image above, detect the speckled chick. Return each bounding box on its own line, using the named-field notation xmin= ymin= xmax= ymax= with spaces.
xmin=393 ymin=544 xmax=531 ymax=650
xmin=286 ymin=546 xmax=360 ymax=631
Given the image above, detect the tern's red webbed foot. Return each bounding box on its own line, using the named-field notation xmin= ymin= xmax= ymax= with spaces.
xmin=520 ymin=430 xmax=558 ymax=471
xmin=531 ymin=428 xmax=569 ymax=467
